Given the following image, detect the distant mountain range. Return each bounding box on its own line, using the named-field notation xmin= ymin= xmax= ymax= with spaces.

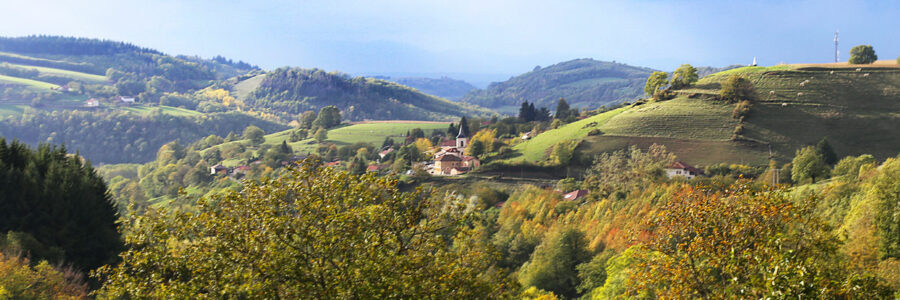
xmin=388 ymin=76 xmax=476 ymax=101
xmin=459 ymin=59 xmax=657 ymax=113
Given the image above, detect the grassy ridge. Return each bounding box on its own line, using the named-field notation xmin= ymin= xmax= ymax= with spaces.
xmin=508 ymin=63 xmax=900 ymax=167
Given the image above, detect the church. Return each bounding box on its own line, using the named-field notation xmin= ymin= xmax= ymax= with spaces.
xmin=432 ymin=123 xmax=480 ymax=175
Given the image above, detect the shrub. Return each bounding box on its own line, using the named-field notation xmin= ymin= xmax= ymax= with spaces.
xmin=720 ymin=75 xmax=756 ymax=102
xmin=732 ymin=100 xmax=752 ymax=119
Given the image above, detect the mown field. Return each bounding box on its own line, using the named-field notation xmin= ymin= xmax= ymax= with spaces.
xmin=203 ymin=121 xmax=450 ymax=166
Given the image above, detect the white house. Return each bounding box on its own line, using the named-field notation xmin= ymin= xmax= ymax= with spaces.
xmin=665 ymin=161 xmax=704 ymax=179
xmin=85 ymin=98 xmax=100 ymax=107
xmin=117 ymin=96 xmax=136 ymax=104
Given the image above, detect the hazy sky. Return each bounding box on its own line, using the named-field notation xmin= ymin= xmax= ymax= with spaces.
xmin=1 ymin=0 xmax=898 ymax=80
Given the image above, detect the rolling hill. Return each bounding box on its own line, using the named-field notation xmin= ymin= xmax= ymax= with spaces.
xmin=390 ymin=76 xmax=476 ymax=100
xmin=460 ymin=59 xmax=656 ymax=114
xmin=508 ymin=61 xmax=900 ymax=167
xmin=240 ymin=67 xmax=494 ymax=121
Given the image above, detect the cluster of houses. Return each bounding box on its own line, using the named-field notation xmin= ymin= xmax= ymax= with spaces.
xmin=428 ymin=124 xmax=480 ymax=176
xmin=84 ymin=96 xmax=136 ymax=108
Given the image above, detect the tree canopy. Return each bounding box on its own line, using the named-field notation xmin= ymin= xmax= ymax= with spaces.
xmin=95 ymin=161 xmax=514 ymax=298
xmin=643 ymin=71 xmax=669 ymax=97
xmin=792 ymin=146 xmax=830 ymax=183
xmin=670 ymin=64 xmax=699 ymax=89
xmin=0 ymin=139 xmax=121 ymax=272
xmin=719 ymin=74 xmax=756 ymax=102
xmin=849 ymin=45 xmax=878 ymax=64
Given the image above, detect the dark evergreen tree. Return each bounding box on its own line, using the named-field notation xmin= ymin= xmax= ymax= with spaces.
xmin=816 ymin=137 xmax=838 ymax=165
xmin=0 ymin=139 xmax=122 ymax=272
xmin=447 ymin=123 xmax=458 ymax=135
xmin=519 ymin=102 xmax=534 ymax=122
xmin=381 ymin=136 xmax=395 ymax=149
xmin=555 ymin=98 xmax=571 ymax=120
xmin=458 ymin=116 xmax=470 ymax=137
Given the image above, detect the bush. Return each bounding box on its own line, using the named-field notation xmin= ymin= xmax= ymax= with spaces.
xmin=720 ymin=75 xmax=756 ymax=102
xmin=732 ymin=100 xmax=752 ymax=119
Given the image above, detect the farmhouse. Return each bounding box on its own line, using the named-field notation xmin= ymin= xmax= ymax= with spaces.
xmin=378 ymin=148 xmax=394 ymax=159
xmin=116 ymin=96 xmax=136 ymax=105
xmin=563 ymin=190 xmax=589 ymax=201
xmin=210 ymin=164 xmax=228 ymax=175
xmin=665 ymin=161 xmax=704 ymax=179
xmin=84 ymin=98 xmax=100 ymax=107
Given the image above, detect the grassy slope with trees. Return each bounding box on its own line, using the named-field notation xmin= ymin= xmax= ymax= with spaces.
xmin=507 ymin=63 xmax=900 ymax=167
xmin=461 ymin=59 xmax=656 ymax=114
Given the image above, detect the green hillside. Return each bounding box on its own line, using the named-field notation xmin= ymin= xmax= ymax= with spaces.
xmin=509 ymin=62 xmax=900 ymax=167
xmin=461 ymin=59 xmax=655 ymax=113
xmin=242 ymin=67 xmax=494 ymax=121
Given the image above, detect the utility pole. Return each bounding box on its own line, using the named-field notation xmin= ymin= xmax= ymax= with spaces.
xmin=834 ymin=30 xmax=840 ymax=63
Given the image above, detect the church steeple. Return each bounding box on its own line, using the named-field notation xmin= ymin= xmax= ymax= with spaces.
xmin=456 ymin=116 xmax=469 ymax=149
xmin=457 ymin=116 xmax=469 ymax=138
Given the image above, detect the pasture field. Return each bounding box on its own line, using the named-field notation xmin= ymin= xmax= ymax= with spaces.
xmin=203 ymin=121 xmax=450 ymax=159
xmin=4 ymin=63 xmax=107 ymax=82
xmin=0 ymin=104 xmax=29 ymax=117
xmin=506 ymin=62 xmax=900 ymax=166
xmin=232 ymin=74 xmax=265 ymax=100
xmin=0 ymin=74 xmax=59 ymax=91
xmin=120 ymin=105 xmax=203 ymax=117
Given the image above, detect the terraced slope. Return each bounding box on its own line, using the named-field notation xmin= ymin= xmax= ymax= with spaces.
xmin=510 ymin=62 xmax=900 ymax=167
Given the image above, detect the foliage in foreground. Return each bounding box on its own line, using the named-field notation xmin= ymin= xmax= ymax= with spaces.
xmin=95 ymin=161 xmax=514 ymax=298
xmin=624 ymin=183 xmax=892 ymax=298
xmin=0 ymin=252 xmax=89 ymax=299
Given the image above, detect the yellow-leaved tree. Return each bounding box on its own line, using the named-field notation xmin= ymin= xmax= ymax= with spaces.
xmin=94 ymin=161 xmax=515 ymax=298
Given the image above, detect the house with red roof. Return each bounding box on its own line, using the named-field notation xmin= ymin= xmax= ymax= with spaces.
xmin=563 ymin=190 xmax=589 ymax=201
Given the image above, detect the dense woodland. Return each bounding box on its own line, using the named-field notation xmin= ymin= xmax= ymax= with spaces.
xmin=0 ymin=110 xmax=286 ymax=163
xmin=0 ymin=140 xmax=121 ymax=274
xmin=461 ymin=59 xmax=654 ymax=112
xmin=246 ymin=67 xmax=490 ymax=121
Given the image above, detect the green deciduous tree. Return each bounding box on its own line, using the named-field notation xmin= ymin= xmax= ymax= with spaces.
xmin=792 ymin=146 xmax=830 ymax=183
xmin=871 ymin=156 xmax=900 ymax=259
xmin=849 ymin=45 xmax=878 ymax=64
xmin=312 ymin=105 xmax=342 ymax=129
xmin=242 ymin=125 xmax=265 ymax=145
xmin=314 ymin=127 xmax=328 ymax=143
xmin=518 ymin=229 xmax=592 ymax=299
xmin=95 ymin=162 xmax=513 ymax=298
xmin=720 ymin=74 xmax=756 ymax=102
xmin=469 ymin=139 xmax=485 ymax=157
xmin=670 ymin=64 xmax=699 ymax=89
xmin=643 ymin=71 xmax=669 ymax=97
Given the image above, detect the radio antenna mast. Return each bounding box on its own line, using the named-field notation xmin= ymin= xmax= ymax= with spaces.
xmin=834 ymin=30 xmax=840 ymax=62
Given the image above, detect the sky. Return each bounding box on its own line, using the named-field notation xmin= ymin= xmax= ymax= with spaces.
xmin=1 ymin=0 xmax=898 ymax=85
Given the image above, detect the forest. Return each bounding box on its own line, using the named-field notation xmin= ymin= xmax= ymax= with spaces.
xmin=0 ymin=110 xmax=286 ymax=163
xmin=246 ymin=67 xmax=490 ymax=121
